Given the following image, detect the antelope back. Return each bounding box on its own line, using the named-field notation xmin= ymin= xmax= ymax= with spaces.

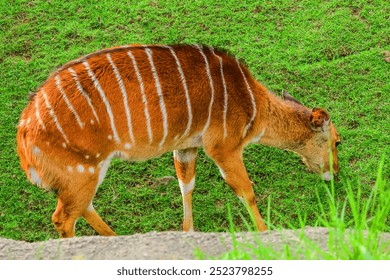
xmin=17 ymin=45 xmax=263 ymax=189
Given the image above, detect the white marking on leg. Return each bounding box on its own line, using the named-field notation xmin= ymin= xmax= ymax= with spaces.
xmin=42 ymin=90 xmax=69 ymax=143
xmin=83 ymin=61 xmax=120 ymax=143
xmin=145 ymin=47 xmax=168 ymax=148
xmin=179 ymin=177 xmax=195 ymax=232
xmin=178 ymin=177 xmax=195 ymax=196
xmin=86 ymin=202 xmax=94 ymax=212
xmin=29 ymin=167 xmax=42 ymax=187
xmin=34 ymin=94 xmax=46 ymax=131
xmin=237 ymin=58 xmax=257 ymax=137
xmin=106 ymin=53 xmax=135 ymax=144
xmin=174 ymin=149 xmax=197 ymax=163
xmin=77 ymin=164 xmax=85 ymax=173
xmin=128 ymin=50 xmax=153 ymax=144
xmin=165 ymin=46 xmax=193 ymax=139
xmin=251 ymin=128 xmax=266 ymax=143
xmin=237 ymin=195 xmax=245 ymax=204
xmin=216 ymin=164 xmax=226 ymax=179
xmin=68 ymin=67 xmax=100 ymax=124
xmin=196 ymin=46 xmax=215 ymax=135
xmin=55 ymin=75 xmax=84 ymax=128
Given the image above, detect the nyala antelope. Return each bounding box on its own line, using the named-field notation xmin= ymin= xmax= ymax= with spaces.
xmin=17 ymin=44 xmax=340 ymax=238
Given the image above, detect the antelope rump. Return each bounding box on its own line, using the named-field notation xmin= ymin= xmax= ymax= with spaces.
xmin=17 ymin=44 xmax=340 ymax=237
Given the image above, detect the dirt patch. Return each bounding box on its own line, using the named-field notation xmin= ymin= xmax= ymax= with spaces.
xmin=1 ymin=227 xmax=389 ymax=259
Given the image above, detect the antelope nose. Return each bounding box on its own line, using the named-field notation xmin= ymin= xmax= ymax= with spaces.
xmin=322 ymin=171 xmax=332 ymax=181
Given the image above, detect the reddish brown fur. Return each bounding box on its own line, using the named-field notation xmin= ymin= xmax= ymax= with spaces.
xmin=17 ymin=44 xmax=340 ymax=237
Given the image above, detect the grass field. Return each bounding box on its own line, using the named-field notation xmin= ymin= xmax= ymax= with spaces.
xmin=0 ymin=0 xmax=389 ymax=243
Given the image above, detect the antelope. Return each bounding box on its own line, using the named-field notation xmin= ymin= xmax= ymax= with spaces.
xmin=17 ymin=44 xmax=340 ymax=238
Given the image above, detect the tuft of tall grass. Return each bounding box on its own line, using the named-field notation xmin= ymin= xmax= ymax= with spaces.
xmin=199 ymin=158 xmax=390 ymax=260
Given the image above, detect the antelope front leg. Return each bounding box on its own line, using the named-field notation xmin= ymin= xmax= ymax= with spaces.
xmin=173 ymin=148 xmax=198 ymax=232
xmin=209 ymin=149 xmax=267 ymax=232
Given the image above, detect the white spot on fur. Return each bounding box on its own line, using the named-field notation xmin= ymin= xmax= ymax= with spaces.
xmin=77 ymin=164 xmax=84 ymax=173
xmin=124 ymin=143 xmax=131 ymax=150
xmin=32 ymin=146 xmax=40 ymax=155
xmin=91 ymin=119 xmax=95 ymax=125
xmin=96 ymin=153 xmax=101 ymax=158
xmin=108 ymin=135 xmax=113 ymax=140
xmin=85 ymin=155 xmax=90 ymax=159
xmin=178 ymin=177 xmax=195 ymax=196
xmin=18 ymin=119 xmax=25 ymax=127
xmin=29 ymin=167 xmax=42 ymax=187
xmin=88 ymin=167 xmax=95 ymax=174
xmin=62 ymin=142 xmax=67 ymax=148
xmin=67 ymin=166 xmax=73 ymax=172
xmin=27 ymin=118 xmax=31 ymax=125
xmin=251 ymin=129 xmax=266 ymax=143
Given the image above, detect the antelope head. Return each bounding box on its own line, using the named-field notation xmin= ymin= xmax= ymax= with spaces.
xmin=283 ymin=92 xmax=341 ymax=181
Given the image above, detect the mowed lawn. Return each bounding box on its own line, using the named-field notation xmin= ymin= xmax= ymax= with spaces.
xmin=0 ymin=0 xmax=389 ymax=242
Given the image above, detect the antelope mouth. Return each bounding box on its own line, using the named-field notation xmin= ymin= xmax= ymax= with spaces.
xmin=322 ymin=171 xmax=332 ymax=181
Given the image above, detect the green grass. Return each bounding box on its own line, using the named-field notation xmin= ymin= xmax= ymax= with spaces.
xmin=198 ymin=159 xmax=390 ymax=259
xmin=0 ymin=0 xmax=389 ymax=242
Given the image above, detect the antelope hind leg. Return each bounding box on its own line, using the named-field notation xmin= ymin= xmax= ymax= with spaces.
xmin=52 ymin=177 xmax=116 ymax=237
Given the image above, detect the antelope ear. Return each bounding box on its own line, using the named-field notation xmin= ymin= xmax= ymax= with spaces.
xmin=310 ymin=108 xmax=330 ymax=131
xmin=283 ymin=91 xmax=303 ymax=106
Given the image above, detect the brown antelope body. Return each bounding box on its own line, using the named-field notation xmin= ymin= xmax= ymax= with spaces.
xmin=17 ymin=44 xmax=340 ymax=237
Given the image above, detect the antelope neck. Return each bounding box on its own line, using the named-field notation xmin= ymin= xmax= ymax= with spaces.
xmin=257 ymin=93 xmax=312 ymax=151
